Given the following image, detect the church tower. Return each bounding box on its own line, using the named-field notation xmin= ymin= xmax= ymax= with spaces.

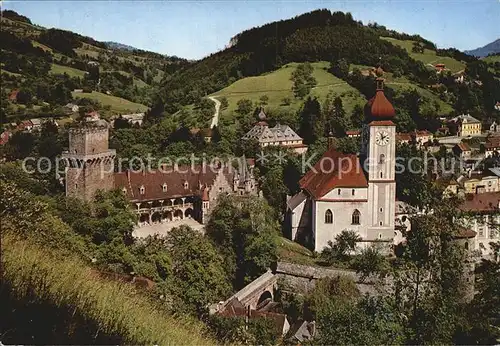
xmin=361 ymin=77 xmax=397 ymax=242
xmin=62 ymin=125 xmax=116 ymax=201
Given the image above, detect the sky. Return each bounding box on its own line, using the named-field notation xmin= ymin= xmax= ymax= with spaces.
xmin=3 ymin=0 xmax=499 ymax=60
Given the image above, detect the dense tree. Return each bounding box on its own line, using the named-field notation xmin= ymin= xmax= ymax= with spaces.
xmin=298 ymin=97 xmax=322 ymax=144
xmin=206 ymin=195 xmax=278 ymax=289
xmin=165 ymin=225 xmax=231 ymax=316
xmin=236 ymin=98 xmax=253 ymax=116
xmin=291 ymin=62 xmax=317 ymax=99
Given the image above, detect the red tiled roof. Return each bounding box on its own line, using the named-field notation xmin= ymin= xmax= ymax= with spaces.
xmin=396 ymin=133 xmax=412 ymax=141
xmin=369 ymin=120 xmax=396 ymax=126
xmin=485 ymin=136 xmax=500 ymax=149
xmin=346 ymin=130 xmax=360 ymax=136
xmin=8 ymin=89 xmax=19 ymax=101
xmin=299 ymin=148 xmax=368 ymax=199
xmin=0 ymin=131 xmax=11 ymax=145
xmin=455 ymin=228 xmax=477 ymax=239
xmin=202 ymin=187 xmax=209 ymax=201
xmin=115 ymin=164 xmax=233 ymax=202
xmin=17 ymin=120 xmax=33 ymax=130
xmin=456 ymin=142 xmax=471 ymax=152
xmin=460 ymin=192 xmax=500 ymax=212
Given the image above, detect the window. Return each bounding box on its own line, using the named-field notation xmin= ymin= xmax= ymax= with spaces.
xmin=325 ymin=209 xmax=333 ymax=224
xmin=338 ymin=189 xmax=341 ymax=195
xmin=352 ymin=189 xmax=355 ymax=196
xmin=75 ymin=183 xmax=78 ymax=189
xmin=464 ymin=242 xmax=469 ymax=250
xmin=379 ymin=207 xmax=383 ymax=212
xmin=379 ymin=154 xmax=385 ymax=164
xmin=380 ymin=172 xmax=383 ymax=179
xmin=184 ymin=181 xmax=189 ymax=190
xmin=351 ymin=209 xmax=360 ymax=225
xmin=162 ymin=183 xmax=168 ymax=192
xmin=139 ymin=186 xmax=145 ymax=195
xmin=379 ymin=221 xmax=383 ymax=226
xmin=122 ymin=187 xmax=127 ymax=194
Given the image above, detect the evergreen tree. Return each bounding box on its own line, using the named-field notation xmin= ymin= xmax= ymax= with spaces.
xmin=298 ymin=97 xmax=322 ymax=145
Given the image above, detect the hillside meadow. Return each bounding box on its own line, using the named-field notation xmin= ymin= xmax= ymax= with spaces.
xmin=71 ymin=91 xmax=148 ymax=113
xmin=213 ymin=61 xmax=366 ymax=118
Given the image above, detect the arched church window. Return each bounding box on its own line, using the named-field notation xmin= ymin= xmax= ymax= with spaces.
xmin=380 ymin=172 xmax=383 ymax=178
xmin=325 ymin=209 xmax=333 ymax=224
xmin=352 ymin=209 xmax=360 ymax=225
xmin=338 ymin=189 xmax=341 ymax=195
xmin=464 ymin=241 xmax=469 ymax=250
xmin=379 ymin=154 xmax=385 ymax=164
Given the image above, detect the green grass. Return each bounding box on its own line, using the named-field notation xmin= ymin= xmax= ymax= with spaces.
xmin=71 ymin=91 xmax=148 ymax=113
xmin=381 ymin=37 xmax=465 ymax=73
xmin=483 ymin=55 xmax=500 ymax=64
xmin=1 ymin=235 xmax=215 ymax=345
xmin=31 ymin=40 xmax=53 ymax=52
xmin=1 ymin=69 xmax=22 ymax=77
xmin=50 ymin=63 xmax=86 ymax=78
xmin=212 ymin=61 xmax=366 ymax=117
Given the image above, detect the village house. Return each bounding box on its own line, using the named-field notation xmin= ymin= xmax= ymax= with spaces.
xmin=434 ymin=63 xmax=446 ymax=73
xmin=29 ymin=118 xmax=42 ymax=131
xmin=190 ymin=128 xmax=213 ymax=142
xmin=65 ymin=103 xmax=80 ymax=113
xmin=483 ymin=135 xmax=500 ymax=158
xmin=448 ymin=114 xmax=482 ymax=137
xmin=460 ymin=192 xmax=500 ymax=259
xmin=459 ymin=169 xmax=500 ymax=194
xmin=413 ymin=130 xmax=434 ymax=146
xmin=487 ymin=121 xmax=499 ymax=133
xmin=119 ymin=113 xmax=145 ymax=127
xmin=242 ymin=109 xmax=307 ymax=154
xmin=453 ymin=142 xmax=472 ymax=159
xmin=346 ymin=130 xmax=361 ymax=138
xmin=495 ymin=102 xmax=500 ymax=112
xmin=396 ymin=133 xmax=412 ymax=145
xmin=17 ymin=120 xmax=33 ymax=132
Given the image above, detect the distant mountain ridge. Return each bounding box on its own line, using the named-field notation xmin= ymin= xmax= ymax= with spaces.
xmin=104 ymin=41 xmax=139 ymax=52
xmin=465 ymin=38 xmax=500 ymax=57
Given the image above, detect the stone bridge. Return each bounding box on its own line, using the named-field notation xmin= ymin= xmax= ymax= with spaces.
xmin=210 ymin=270 xmax=278 ymax=313
xmin=210 ymin=262 xmax=387 ymax=314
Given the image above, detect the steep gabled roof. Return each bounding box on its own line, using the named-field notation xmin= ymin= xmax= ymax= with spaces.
xmin=299 ymin=148 xmax=368 ymax=199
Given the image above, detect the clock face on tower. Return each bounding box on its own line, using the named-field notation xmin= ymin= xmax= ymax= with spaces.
xmin=375 ymin=131 xmax=390 ymax=146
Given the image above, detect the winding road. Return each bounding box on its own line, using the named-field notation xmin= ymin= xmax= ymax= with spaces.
xmin=208 ymin=96 xmax=221 ymax=129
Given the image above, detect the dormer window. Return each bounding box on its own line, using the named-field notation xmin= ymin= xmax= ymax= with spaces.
xmin=183 ymin=181 xmax=189 ymax=190
xmin=122 ymin=187 xmax=127 ymax=194
xmin=162 ymin=183 xmax=168 ymax=192
xmin=139 ymin=185 xmax=145 ymax=195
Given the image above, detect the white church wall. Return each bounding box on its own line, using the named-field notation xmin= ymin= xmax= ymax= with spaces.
xmin=322 ymin=187 xmax=368 ymax=200
xmin=313 ymin=200 xmax=369 ymax=252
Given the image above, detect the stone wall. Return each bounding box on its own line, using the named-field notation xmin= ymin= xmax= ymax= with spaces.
xmin=274 ymin=262 xmax=388 ymax=296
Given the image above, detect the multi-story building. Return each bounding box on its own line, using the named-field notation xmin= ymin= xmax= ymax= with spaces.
xmin=242 ymin=109 xmax=307 ymax=154
xmin=449 ymin=114 xmax=482 ymax=137
xmin=460 ymin=192 xmax=500 ymax=259
xmin=63 ymin=125 xmax=257 ymax=225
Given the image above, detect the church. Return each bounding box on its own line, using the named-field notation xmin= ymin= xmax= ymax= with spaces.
xmin=287 ymin=78 xmax=397 ymax=252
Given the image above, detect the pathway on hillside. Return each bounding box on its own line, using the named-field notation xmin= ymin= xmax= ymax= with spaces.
xmin=208 ymin=96 xmax=221 ymax=128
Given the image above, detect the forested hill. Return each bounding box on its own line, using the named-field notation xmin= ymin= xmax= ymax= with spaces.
xmin=1 ymin=9 xmax=191 ymax=122
xmin=159 ymin=9 xmax=474 ymax=112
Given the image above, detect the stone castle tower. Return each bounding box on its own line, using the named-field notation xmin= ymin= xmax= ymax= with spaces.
xmin=62 ymin=126 xmax=115 ymax=201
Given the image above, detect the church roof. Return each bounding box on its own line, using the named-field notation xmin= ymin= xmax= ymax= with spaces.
xmin=365 ymin=78 xmax=395 ymax=120
xmin=299 ymin=148 xmax=368 ymax=199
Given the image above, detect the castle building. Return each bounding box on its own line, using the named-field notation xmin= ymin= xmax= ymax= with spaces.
xmin=63 ymin=126 xmax=257 ymax=225
xmin=62 ymin=127 xmax=116 ymax=201
xmin=287 ymin=78 xmax=397 ymax=251
xmin=242 ymin=109 xmax=307 ymax=154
